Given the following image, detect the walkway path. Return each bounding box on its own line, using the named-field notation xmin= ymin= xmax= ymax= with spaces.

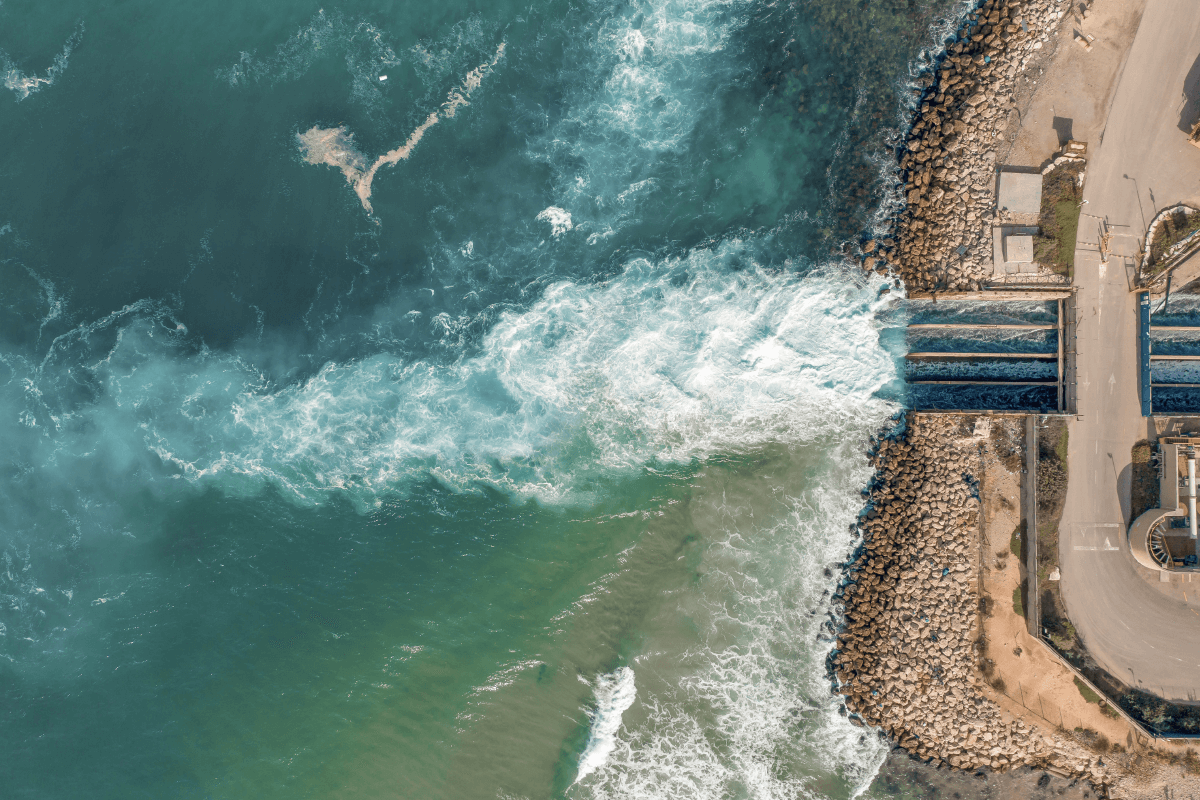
xmin=1058 ymin=0 xmax=1200 ymax=703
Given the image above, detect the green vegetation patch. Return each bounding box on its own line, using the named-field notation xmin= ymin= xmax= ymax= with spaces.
xmin=1075 ymin=676 xmax=1101 ymax=705
xmin=1034 ymin=418 xmax=1074 ymax=651
xmin=1012 ymin=584 xmax=1024 ymax=617
xmin=1009 ymin=525 xmax=1022 ymax=558
xmin=1149 ymin=207 xmax=1200 ymax=267
xmin=1119 ymin=687 xmax=1200 ymax=735
xmin=1037 ymin=423 xmax=1069 ymax=521
xmin=1047 ymin=613 xmax=1078 ymax=652
xmin=1034 ymin=162 xmax=1084 ymax=278
xmin=1131 ymin=440 xmax=1159 ymax=522
xmin=1069 ymin=656 xmax=1200 ymax=735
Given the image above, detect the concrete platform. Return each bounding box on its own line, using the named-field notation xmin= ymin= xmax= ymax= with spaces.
xmin=991 ymin=225 xmax=1042 ymax=276
xmin=998 ymin=169 xmax=1043 ymax=216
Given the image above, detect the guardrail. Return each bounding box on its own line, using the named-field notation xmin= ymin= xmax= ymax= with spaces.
xmin=1140 ymin=293 xmax=1152 ymax=416
xmin=1023 ymin=415 xmax=1039 ymax=637
xmin=1138 ymin=204 xmax=1200 ymax=291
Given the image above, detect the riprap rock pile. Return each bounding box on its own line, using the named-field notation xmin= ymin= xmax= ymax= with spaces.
xmin=868 ymin=0 xmax=1069 ymax=290
xmin=834 ymin=416 xmax=1112 ymax=788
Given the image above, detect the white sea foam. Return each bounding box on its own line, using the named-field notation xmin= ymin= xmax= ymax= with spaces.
xmin=216 ymin=10 xmax=399 ymax=90
xmin=2 ymin=23 xmax=83 ymax=102
xmin=575 ymin=446 xmax=892 ymax=799
xmin=530 ymin=0 xmax=745 ymax=241
xmin=575 ymin=667 xmax=637 ymax=785
xmin=11 ymin=242 xmax=900 ymax=511
xmin=536 ymin=206 xmax=573 ymax=237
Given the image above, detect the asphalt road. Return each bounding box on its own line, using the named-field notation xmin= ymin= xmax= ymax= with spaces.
xmin=1058 ymin=0 xmax=1200 ymax=703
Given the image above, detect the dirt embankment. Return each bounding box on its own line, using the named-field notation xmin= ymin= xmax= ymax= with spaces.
xmin=865 ymin=0 xmax=1071 ymax=290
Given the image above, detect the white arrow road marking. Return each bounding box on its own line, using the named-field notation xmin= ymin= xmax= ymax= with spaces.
xmin=1109 ymin=373 xmax=1116 ymax=394
xmin=1075 ymin=524 xmax=1122 ymax=551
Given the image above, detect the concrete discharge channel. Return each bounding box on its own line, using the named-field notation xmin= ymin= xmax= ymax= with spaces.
xmin=898 ymin=295 xmax=1070 ymax=413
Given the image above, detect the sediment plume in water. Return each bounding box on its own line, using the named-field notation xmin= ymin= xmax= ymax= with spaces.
xmin=2 ymin=23 xmax=84 ymax=102
xmin=297 ymin=42 xmax=505 ymax=213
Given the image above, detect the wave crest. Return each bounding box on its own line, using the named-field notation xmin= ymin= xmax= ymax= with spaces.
xmin=575 ymin=667 xmax=638 ymax=785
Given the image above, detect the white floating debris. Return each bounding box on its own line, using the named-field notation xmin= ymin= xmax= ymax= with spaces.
xmin=536 ymin=206 xmax=573 ymax=237
xmin=379 ymin=75 xmax=388 ymax=81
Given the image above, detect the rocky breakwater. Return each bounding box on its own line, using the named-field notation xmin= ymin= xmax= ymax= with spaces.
xmin=867 ymin=0 xmax=1069 ymax=290
xmin=834 ymin=417 xmax=1112 ymax=788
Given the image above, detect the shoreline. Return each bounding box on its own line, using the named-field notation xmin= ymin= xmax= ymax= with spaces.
xmin=837 ymin=415 xmax=1111 ymax=783
xmin=844 ymin=0 xmax=1200 ymax=796
xmin=864 ymin=0 xmax=1071 ymax=292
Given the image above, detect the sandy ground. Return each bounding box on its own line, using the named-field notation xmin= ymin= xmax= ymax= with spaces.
xmin=978 ymin=420 xmax=1135 ymax=748
xmin=1001 ymin=0 xmax=1149 ymax=169
xmin=972 ymin=420 xmax=1200 ymax=800
xmin=983 ymin=0 xmax=1200 ymax=732
xmin=866 ymin=2 xmax=1200 ymax=795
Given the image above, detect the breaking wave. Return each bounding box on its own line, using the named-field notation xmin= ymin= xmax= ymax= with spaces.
xmin=574 ymin=436 xmax=893 ymax=799
xmin=0 ymin=0 xmax=972 ymax=796
xmin=529 ymin=0 xmax=746 ymax=242
xmin=537 ymin=206 xmax=574 ymax=237
xmin=575 ymin=667 xmax=638 ymax=785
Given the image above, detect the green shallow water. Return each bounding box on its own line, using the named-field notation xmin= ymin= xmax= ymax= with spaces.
xmin=1 ymin=0 xmax=962 ymax=797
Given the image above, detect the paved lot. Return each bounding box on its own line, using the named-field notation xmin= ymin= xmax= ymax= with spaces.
xmin=1058 ymin=0 xmax=1200 ymax=703
xmin=1006 ymin=0 xmax=1147 ymax=169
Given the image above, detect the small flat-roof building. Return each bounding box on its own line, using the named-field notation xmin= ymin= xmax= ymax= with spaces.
xmin=991 ymin=225 xmax=1041 ymax=276
xmin=997 ymin=170 xmax=1043 ymax=216
xmin=1004 ymin=234 xmax=1034 ymax=264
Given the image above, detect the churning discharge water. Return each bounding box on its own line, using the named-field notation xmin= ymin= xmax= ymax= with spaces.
xmin=0 ymin=0 xmax=962 ymax=797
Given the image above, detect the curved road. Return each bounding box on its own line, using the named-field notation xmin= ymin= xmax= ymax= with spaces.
xmin=1059 ymin=0 xmax=1200 ymax=703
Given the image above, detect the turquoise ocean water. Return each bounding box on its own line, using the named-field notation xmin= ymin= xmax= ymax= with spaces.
xmin=1 ymin=1 xmax=961 ymax=797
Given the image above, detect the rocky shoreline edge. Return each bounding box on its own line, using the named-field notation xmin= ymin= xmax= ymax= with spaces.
xmin=836 ymin=0 xmax=1121 ymax=792
xmin=864 ymin=0 xmax=1067 ymax=291
xmin=834 ymin=416 xmax=1113 ymax=790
